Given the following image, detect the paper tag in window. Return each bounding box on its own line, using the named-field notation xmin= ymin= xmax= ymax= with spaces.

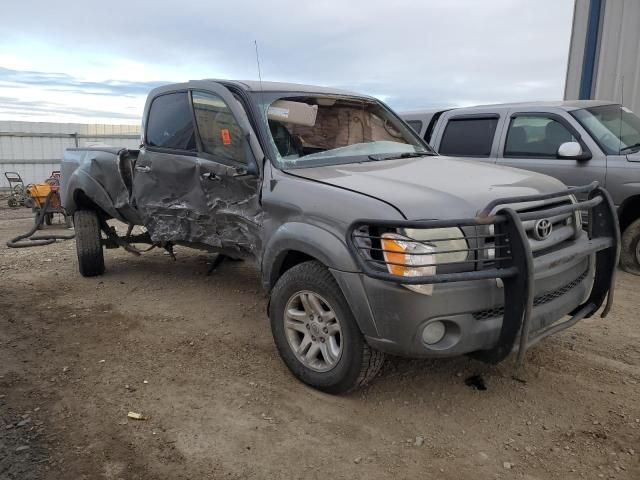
xmin=220 ymin=128 xmax=231 ymax=145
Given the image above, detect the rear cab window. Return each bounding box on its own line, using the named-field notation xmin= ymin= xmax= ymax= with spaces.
xmin=438 ymin=115 xmax=499 ymax=157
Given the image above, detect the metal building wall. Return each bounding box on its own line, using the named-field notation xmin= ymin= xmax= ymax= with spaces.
xmin=0 ymin=121 xmax=140 ymax=188
xmin=565 ymin=0 xmax=640 ymax=113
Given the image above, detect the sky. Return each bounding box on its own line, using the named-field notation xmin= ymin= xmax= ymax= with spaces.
xmin=0 ymin=0 xmax=575 ymax=124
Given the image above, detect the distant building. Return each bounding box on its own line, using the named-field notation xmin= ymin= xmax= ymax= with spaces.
xmin=565 ymin=0 xmax=640 ymax=113
xmin=0 ymin=121 xmax=140 ymax=187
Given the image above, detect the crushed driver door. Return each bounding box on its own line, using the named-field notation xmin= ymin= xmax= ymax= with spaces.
xmin=132 ymin=82 xmax=264 ymax=256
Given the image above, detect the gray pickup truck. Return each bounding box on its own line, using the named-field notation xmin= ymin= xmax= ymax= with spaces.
xmin=402 ymin=101 xmax=640 ymax=274
xmin=61 ymin=81 xmax=619 ymax=393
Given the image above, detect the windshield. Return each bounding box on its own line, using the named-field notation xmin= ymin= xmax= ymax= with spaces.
xmin=572 ymin=104 xmax=640 ymax=154
xmin=257 ymin=94 xmax=432 ymax=168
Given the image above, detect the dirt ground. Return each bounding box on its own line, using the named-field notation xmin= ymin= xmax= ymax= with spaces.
xmin=0 ymin=206 xmax=638 ymax=480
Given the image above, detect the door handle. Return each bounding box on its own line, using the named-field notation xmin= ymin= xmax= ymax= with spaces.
xmin=201 ymin=172 xmax=221 ymax=181
xmin=135 ymin=165 xmax=151 ymax=173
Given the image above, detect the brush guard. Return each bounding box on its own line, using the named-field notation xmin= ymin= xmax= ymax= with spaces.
xmin=346 ymin=182 xmax=620 ymax=369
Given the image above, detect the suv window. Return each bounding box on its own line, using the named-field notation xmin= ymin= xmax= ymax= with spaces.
xmin=505 ymin=115 xmax=576 ymax=157
xmin=192 ymin=91 xmax=246 ymax=164
xmin=439 ymin=117 xmax=498 ymax=157
xmin=406 ymin=120 xmax=423 ymax=134
xmin=146 ymin=92 xmax=196 ymax=151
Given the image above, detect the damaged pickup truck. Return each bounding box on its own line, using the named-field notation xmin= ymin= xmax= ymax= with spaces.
xmin=61 ymin=80 xmax=620 ymax=393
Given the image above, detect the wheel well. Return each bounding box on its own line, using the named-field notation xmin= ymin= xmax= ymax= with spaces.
xmin=73 ymin=190 xmax=107 ymax=219
xmin=272 ymin=250 xmax=317 ymax=287
xmin=618 ymin=195 xmax=640 ymax=233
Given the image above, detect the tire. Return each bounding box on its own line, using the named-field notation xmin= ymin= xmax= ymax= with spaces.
xmin=269 ymin=261 xmax=384 ymax=393
xmin=620 ymin=218 xmax=640 ymax=275
xmin=74 ymin=210 xmax=105 ymax=277
xmin=7 ymin=197 xmax=18 ymax=208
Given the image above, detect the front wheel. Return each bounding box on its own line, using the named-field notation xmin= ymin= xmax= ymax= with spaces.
xmin=269 ymin=261 xmax=384 ymax=393
xmin=74 ymin=210 xmax=105 ymax=277
xmin=620 ymin=218 xmax=640 ymax=275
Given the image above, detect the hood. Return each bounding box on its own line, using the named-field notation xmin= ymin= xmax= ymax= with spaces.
xmin=290 ymin=156 xmax=567 ymax=219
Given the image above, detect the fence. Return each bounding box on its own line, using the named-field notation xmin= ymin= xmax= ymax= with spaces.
xmin=0 ymin=121 xmax=141 ymax=189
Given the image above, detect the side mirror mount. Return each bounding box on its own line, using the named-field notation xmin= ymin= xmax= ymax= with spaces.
xmin=239 ymin=132 xmax=263 ymax=177
xmin=557 ymin=141 xmax=591 ymax=161
xmin=236 ymin=158 xmax=259 ymax=177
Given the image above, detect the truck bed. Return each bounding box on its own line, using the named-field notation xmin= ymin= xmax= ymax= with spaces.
xmin=60 ymin=147 xmax=142 ymax=225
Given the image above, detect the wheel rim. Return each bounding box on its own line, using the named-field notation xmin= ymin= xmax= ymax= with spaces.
xmin=284 ymin=290 xmax=343 ymax=372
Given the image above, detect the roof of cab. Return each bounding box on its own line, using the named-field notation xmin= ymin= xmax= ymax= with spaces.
xmin=214 ymin=79 xmax=368 ymax=97
xmin=147 ymin=79 xmax=372 ymax=102
xmin=402 ymin=100 xmax=619 ymax=117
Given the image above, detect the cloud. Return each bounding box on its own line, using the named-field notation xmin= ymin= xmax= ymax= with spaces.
xmin=0 ymin=0 xmax=575 ymax=122
xmin=0 ymin=95 xmax=140 ymax=120
xmin=0 ymin=67 xmax=165 ymax=97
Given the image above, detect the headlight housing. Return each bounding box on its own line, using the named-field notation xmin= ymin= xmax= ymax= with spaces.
xmin=380 ymin=227 xmax=469 ymax=295
xmin=404 ymin=227 xmax=469 ymax=263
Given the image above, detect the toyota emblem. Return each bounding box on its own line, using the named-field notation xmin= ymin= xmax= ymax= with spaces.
xmin=533 ymin=219 xmax=553 ymax=240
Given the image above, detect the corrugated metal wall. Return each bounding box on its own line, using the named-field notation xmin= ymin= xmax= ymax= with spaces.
xmin=0 ymin=121 xmax=140 ymax=188
xmin=565 ymin=0 xmax=640 ymax=113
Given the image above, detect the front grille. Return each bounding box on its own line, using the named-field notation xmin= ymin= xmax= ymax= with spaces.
xmin=480 ymin=198 xmax=576 ymax=266
xmin=472 ymin=269 xmax=589 ymax=321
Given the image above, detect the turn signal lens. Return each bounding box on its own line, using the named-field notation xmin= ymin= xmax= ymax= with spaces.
xmin=380 ymin=235 xmax=410 ymax=276
xmin=381 ymin=233 xmax=436 ymax=295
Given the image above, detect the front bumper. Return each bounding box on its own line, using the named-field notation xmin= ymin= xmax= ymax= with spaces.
xmin=345 ymin=183 xmax=620 ymax=364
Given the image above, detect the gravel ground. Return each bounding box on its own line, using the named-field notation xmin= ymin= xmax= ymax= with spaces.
xmin=0 ymin=205 xmax=638 ymax=479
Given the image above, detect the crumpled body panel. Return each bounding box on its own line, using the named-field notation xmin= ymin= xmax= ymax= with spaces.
xmin=132 ymin=150 xmax=263 ymax=256
xmin=60 ymin=148 xmax=141 ymax=224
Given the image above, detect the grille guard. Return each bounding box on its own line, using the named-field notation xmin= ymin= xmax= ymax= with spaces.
xmin=346 ymin=182 xmax=620 ymax=367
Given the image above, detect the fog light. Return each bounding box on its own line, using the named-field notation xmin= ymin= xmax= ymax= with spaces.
xmin=422 ymin=321 xmax=446 ymax=345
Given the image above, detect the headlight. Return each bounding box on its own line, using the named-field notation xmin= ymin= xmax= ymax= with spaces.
xmin=404 ymin=227 xmax=469 ymax=263
xmin=381 ymin=227 xmax=469 ymax=295
xmin=381 ymin=233 xmax=436 ymax=295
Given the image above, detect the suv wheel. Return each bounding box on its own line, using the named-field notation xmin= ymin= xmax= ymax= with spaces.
xmin=74 ymin=210 xmax=105 ymax=277
xmin=269 ymin=261 xmax=384 ymax=393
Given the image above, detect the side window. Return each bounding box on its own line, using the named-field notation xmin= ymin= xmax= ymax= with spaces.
xmin=192 ymin=91 xmax=246 ymax=164
xmin=146 ymin=92 xmax=196 ymax=151
xmin=505 ymin=115 xmax=576 ymax=157
xmin=406 ymin=120 xmax=423 ymax=134
xmin=439 ymin=117 xmax=498 ymax=157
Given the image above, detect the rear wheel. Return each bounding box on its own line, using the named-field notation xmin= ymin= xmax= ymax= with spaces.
xmin=74 ymin=210 xmax=105 ymax=277
xmin=269 ymin=261 xmax=384 ymax=393
xmin=620 ymin=218 xmax=640 ymax=275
